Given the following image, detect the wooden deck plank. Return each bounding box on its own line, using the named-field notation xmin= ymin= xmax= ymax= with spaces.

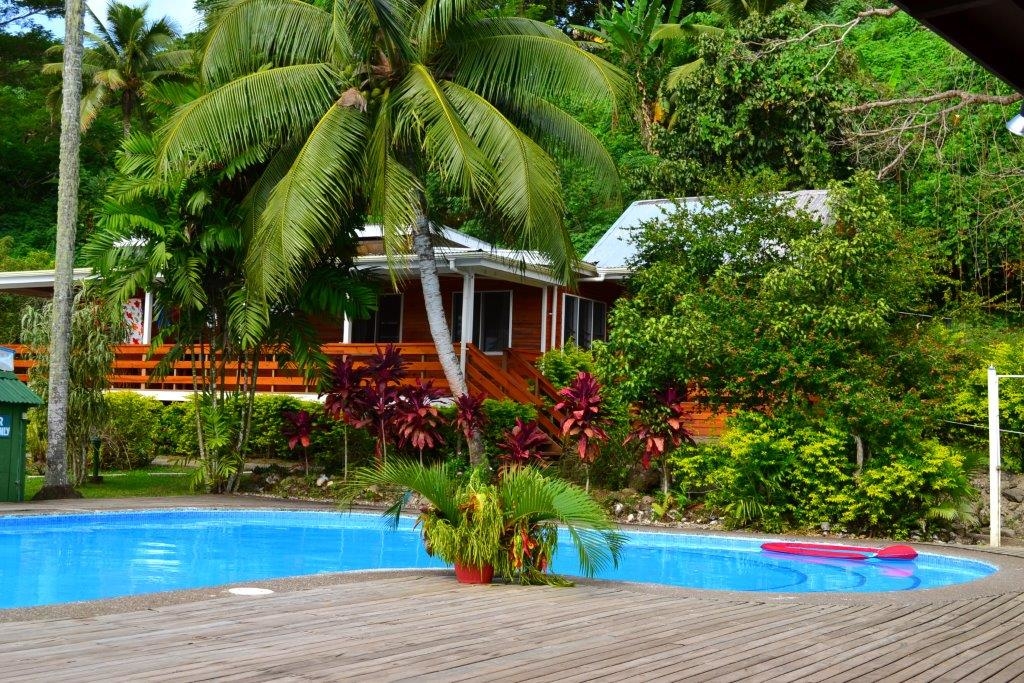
xmin=4 ymin=572 xmax=1024 ymax=682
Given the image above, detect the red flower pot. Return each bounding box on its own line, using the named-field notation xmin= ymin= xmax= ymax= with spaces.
xmin=454 ymin=563 xmax=494 ymax=584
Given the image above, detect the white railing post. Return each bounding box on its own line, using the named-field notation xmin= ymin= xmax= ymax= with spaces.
xmin=988 ymin=364 xmax=1002 ymax=547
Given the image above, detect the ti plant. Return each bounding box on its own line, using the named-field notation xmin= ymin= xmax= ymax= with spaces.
xmin=364 ymin=345 xmax=409 ymax=464
xmin=626 ymin=387 xmax=696 ymax=495
xmin=454 ymin=392 xmax=487 ymax=462
xmin=554 ymin=371 xmax=610 ymax=491
xmin=323 ymin=356 xmax=370 ymax=479
xmin=281 ymin=408 xmax=316 ymax=476
xmin=497 ymin=418 xmax=549 ymax=472
xmin=394 ymin=380 xmax=447 ymax=465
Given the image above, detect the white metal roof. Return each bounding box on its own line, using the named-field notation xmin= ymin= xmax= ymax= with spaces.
xmin=584 ymin=190 xmax=830 ymax=270
xmin=0 ymin=268 xmax=93 ymax=294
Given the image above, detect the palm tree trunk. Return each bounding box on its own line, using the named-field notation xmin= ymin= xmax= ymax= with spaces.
xmin=410 ymin=208 xmax=485 ymax=465
xmin=37 ymin=0 xmax=85 ymax=500
xmin=411 ymin=214 xmax=467 ymax=397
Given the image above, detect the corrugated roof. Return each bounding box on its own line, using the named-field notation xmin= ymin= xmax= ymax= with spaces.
xmin=0 ymin=370 xmax=43 ymax=406
xmin=584 ymin=190 xmax=830 ymax=270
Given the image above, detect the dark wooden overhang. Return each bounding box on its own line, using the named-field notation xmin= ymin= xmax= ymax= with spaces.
xmin=893 ymin=0 xmax=1024 ymax=92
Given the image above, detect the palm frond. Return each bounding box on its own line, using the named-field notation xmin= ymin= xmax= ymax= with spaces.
xmin=499 ymin=468 xmax=624 ymax=577
xmin=445 ymin=19 xmax=629 ymax=113
xmin=502 ymin=93 xmax=620 ymax=203
xmin=443 ymin=82 xmax=577 ymax=284
xmin=665 ymin=58 xmax=705 ymax=89
xmin=157 ymin=63 xmax=339 ymax=174
xmin=201 ymin=0 xmax=333 ymax=87
xmin=333 ymin=0 xmax=416 ymax=63
xmin=339 ymin=459 xmax=462 ymax=524
xmin=247 ymin=102 xmax=369 ymax=302
xmin=366 ymin=94 xmax=421 ymax=267
xmin=414 ymin=0 xmax=478 ymax=58
xmin=650 ymin=22 xmax=724 ymax=42
xmin=395 ymin=65 xmax=493 ymax=200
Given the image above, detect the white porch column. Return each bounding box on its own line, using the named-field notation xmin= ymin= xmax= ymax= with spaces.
xmin=550 ymin=287 xmax=560 ymax=350
xmin=342 ymin=315 xmax=352 ymax=343
xmin=540 ymin=286 xmax=549 ymax=353
xmin=142 ymin=291 xmax=153 ymax=344
xmin=460 ymin=272 xmax=475 ymax=372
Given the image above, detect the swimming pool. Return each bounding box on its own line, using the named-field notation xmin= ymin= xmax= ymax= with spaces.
xmin=0 ymin=509 xmax=997 ymax=608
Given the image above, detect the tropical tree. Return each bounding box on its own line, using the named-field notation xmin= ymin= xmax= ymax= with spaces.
xmin=21 ymin=290 xmax=119 ymax=486
xmin=155 ymin=0 xmax=627 ymax=463
xmin=85 ymin=130 xmax=375 ymax=492
xmin=573 ymin=0 xmax=721 ymax=150
xmin=44 ymin=1 xmax=191 ymax=135
xmin=39 ymin=0 xmax=85 ymax=500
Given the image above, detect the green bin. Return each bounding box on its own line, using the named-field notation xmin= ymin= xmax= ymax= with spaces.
xmin=0 ymin=361 xmax=44 ymax=502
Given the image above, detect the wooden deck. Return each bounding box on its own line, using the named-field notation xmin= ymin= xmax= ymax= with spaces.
xmin=3 ymin=491 xmax=1024 ymax=683
xmin=3 ymin=574 xmax=1024 ymax=682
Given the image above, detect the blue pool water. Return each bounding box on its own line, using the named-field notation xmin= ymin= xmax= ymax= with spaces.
xmin=0 ymin=509 xmax=997 ymax=608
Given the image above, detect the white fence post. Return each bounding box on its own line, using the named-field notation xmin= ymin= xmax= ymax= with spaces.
xmin=988 ymin=365 xmax=1002 ymax=547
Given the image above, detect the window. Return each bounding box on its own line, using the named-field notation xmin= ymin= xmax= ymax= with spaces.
xmin=351 ymin=293 xmax=402 ymax=343
xmin=451 ymin=291 xmax=512 ymax=352
xmin=562 ymin=295 xmax=607 ymax=349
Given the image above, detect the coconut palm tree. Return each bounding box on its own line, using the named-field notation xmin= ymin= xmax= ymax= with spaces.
xmin=38 ymin=0 xmax=85 ymax=500
xmin=154 ymin=0 xmax=627 ymax=464
xmin=44 ymin=1 xmax=191 ymax=135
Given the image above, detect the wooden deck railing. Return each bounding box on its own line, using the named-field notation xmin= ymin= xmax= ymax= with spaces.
xmin=8 ymin=342 xmax=727 ymax=441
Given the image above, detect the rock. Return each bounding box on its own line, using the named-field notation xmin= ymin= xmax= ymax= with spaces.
xmin=613 ymin=503 xmax=624 ymax=515
xmin=316 ymin=474 xmax=330 ymax=487
xmin=266 ymin=474 xmax=280 ymax=486
xmin=1002 ymin=487 xmax=1024 ymax=503
xmin=641 ymin=496 xmax=653 ymax=507
xmin=627 ymin=513 xmax=636 ymax=523
xmin=1001 ymin=528 xmax=1016 ymax=538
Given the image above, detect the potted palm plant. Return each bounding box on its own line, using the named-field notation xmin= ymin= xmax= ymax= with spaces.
xmin=340 ymin=461 xmax=624 ymax=585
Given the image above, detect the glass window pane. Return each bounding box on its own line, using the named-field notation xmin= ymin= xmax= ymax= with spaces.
xmin=351 ymin=313 xmax=376 ymax=343
xmin=594 ymin=302 xmax=607 ymax=342
xmin=376 ymin=294 xmax=402 ymax=342
xmin=451 ymin=293 xmax=463 ymax=343
xmin=579 ymin=299 xmax=593 ymax=348
xmin=478 ymin=291 xmax=510 ymax=352
xmin=563 ymin=295 xmax=578 ymax=345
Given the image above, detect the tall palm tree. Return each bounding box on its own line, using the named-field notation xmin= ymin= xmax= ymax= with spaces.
xmin=156 ymin=0 xmax=626 ymax=461
xmin=38 ymin=0 xmax=85 ymax=500
xmin=44 ymin=1 xmax=191 ymax=135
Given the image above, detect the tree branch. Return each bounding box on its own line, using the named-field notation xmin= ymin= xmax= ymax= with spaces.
xmin=844 ymin=90 xmax=1022 ymax=114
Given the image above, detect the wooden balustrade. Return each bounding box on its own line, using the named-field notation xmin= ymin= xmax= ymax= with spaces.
xmin=6 ymin=342 xmax=727 ymax=443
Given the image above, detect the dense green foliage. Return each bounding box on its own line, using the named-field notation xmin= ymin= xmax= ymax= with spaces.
xmin=99 ymin=391 xmax=161 ymax=469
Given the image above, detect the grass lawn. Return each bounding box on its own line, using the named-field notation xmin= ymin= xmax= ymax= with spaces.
xmin=24 ymin=466 xmax=196 ymax=499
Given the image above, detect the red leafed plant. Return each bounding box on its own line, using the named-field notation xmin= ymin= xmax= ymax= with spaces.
xmin=625 ymin=387 xmax=696 ymax=495
xmin=454 ymin=392 xmax=486 ymax=443
xmin=497 ymin=418 xmax=549 ymax=470
xmin=322 ymin=356 xmax=371 ymax=479
xmin=554 ymin=371 xmax=609 ymax=490
xmin=394 ymin=380 xmax=447 ymax=464
xmin=282 ymin=409 xmax=316 ymax=475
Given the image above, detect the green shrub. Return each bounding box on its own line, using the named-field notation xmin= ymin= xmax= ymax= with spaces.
xmin=536 ymin=342 xmax=595 ymax=388
xmin=846 ymin=443 xmax=979 ymax=538
xmin=481 ymin=399 xmax=537 ymax=462
xmin=670 ymin=411 xmax=980 ymax=536
xmin=245 ymin=394 xmax=307 ymax=459
xmin=100 ymin=391 xmax=162 ymax=470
